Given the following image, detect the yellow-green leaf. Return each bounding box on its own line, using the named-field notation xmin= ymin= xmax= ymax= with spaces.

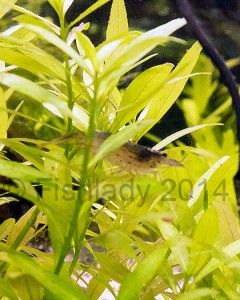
xmin=0 ymin=158 xmax=49 ymax=182
xmin=0 ymin=250 xmax=87 ymax=299
xmin=41 ymin=148 xmax=75 ymax=261
xmin=117 ymin=247 xmax=168 ymax=300
xmin=135 ymin=41 xmax=202 ymax=139
xmin=0 ymin=218 xmax=15 ymax=241
xmin=0 ymin=87 xmax=8 ymax=140
xmin=8 ymin=274 xmax=43 ymax=300
xmin=106 ymin=0 xmax=128 ymax=40
xmin=68 ymin=0 xmax=112 ymax=29
xmin=112 ymin=64 xmax=174 ymax=130
xmin=213 ymin=201 xmax=240 ymax=245
xmin=0 ymin=276 xmax=18 ymax=300
xmin=153 ymin=123 xmax=222 ymax=150
xmin=89 ymin=120 xmax=151 ymax=167
xmin=48 ymin=0 xmax=64 ymax=17
xmin=0 ymin=73 xmax=73 ymax=120
xmin=0 ymin=0 xmax=17 ymax=19
xmin=22 ymin=23 xmax=91 ymax=74
xmin=6 ymin=206 xmax=41 ymax=248
xmin=188 ymin=206 xmax=218 ymax=276
xmin=98 ymin=18 xmax=186 ymax=98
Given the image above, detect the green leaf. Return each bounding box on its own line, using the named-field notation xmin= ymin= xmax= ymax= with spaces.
xmin=222 ymin=239 xmax=240 ymax=257
xmin=0 ymin=158 xmax=49 ymax=182
xmin=0 ymin=0 xmax=17 ymax=19
xmin=48 ymin=0 xmax=64 ymax=18
xmin=106 ymin=0 xmax=128 ymax=40
xmin=0 ymin=181 xmax=40 ymax=206
xmin=136 ymin=41 xmax=202 ymax=139
xmin=206 ymin=154 xmax=238 ymax=203
xmin=22 ymin=23 xmax=92 ymax=74
xmin=75 ymin=31 xmax=98 ymax=71
xmin=213 ymin=269 xmax=240 ymax=299
xmin=213 ymin=201 xmax=240 ymax=245
xmin=0 ymin=218 xmax=15 ymax=241
xmin=0 ymin=250 xmax=88 ymax=300
xmin=159 ymin=219 xmax=179 ymax=241
xmin=0 ymin=72 xmax=73 ymax=120
xmin=0 ymin=35 xmax=67 ymax=80
xmin=153 ymin=123 xmax=223 ymax=150
xmin=0 ymin=139 xmax=44 ymax=170
xmin=86 ymin=276 xmax=109 ymax=300
xmin=112 ymin=64 xmax=174 ymax=130
xmin=94 ymin=252 xmax=130 ymax=282
xmin=4 ymin=25 xmax=36 ymax=43
xmin=13 ymin=6 xmax=59 ymax=34
xmin=41 ymin=148 xmax=75 ymax=261
xmin=97 ymin=229 xmax=137 ymax=259
xmin=0 ymin=87 xmax=8 ymax=140
xmin=117 ymin=247 xmax=168 ymax=300
xmin=6 ymin=206 xmax=41 ymax=247
xmin=67 ymin=0 xmax=112 ymax=29
xmin=195 ymin=239 xmax=240 ymax=283
xmin=7 ymin=274 xmax=43 ymax=300
xmin=96 ymin=31 xmax=139 ymax=63
xmin=176 ymin=288 xmax=218 ymax=300
xmin=184 ymin=55 xmax=216 ymax=117
xmin=188 ymin=156 xmax=230 ymax=207
xmin=72 ymin=103 xmax=90 ymax=130
xmin=0 ymin=276 xmax=18 ymax=300
xmin=89 ymin=120 xmax=151 ymax=167
xmin=188 ymin=206 xmax=218 ymax=276
xmin=189 ymin=153 xmax=238 ymax=217
xmin=98 ymin=18 xmax=186 ymax=98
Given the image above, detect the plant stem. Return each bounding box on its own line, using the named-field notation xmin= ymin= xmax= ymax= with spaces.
xmin=59 ymin=18 xmax=74 ymax=158
xmin=54 ymin=81 xmax=98 ymax=275
xmin=67 ymin=92 xmax=98 ymax=274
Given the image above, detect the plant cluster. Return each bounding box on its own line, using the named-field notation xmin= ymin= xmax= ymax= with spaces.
xmin=0 ymin=0 xmax=239 ymax=299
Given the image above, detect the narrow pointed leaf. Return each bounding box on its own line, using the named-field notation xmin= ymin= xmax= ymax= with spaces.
xmin=0 ymin=276 xmax=18 ymax=300
xmin=0 ymin=219 xmax=15 ymax=241
xmin=136 ymin=42 xmax=202 ymax=139
xmin=22 ymin=24 xmax=91 ymax=74
xmin=153 ymin=123 xmax=223 ymax=150
xmin=0 ymin=87 xmax=8 ymax=140
xmin=112 ymin=64 xmax=173 ymax=130
xmin=63 ymin=0 xmax=75 ymax=14
xmin=68 ymin=0 xmax=112 ymax=29
xmin=98 ymin=19 xmax=186 ymax=97
xmin=0 ymin=73 xmax=73 ymax=120
xmin=0 ymin=158 xmax=49 ymax=182
xmin=106 ymin=0 xmax=128 ymax=40
xmin=117 ymin=247 xmax=167 ymax=300
xmin=0 ymin=0 xmax=17 ymax=18
xmin=0 ymin=250 xmax=87 ymax=300
xmin=89 ymin=120 xmax=151 ymax=167
xmin=188 ymin=206 xmax=218 ymax=276
xmin=41 ymin=148 xmax=75 ymax=260
xmin=188 ymin=156 xmax=230 ymax=207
